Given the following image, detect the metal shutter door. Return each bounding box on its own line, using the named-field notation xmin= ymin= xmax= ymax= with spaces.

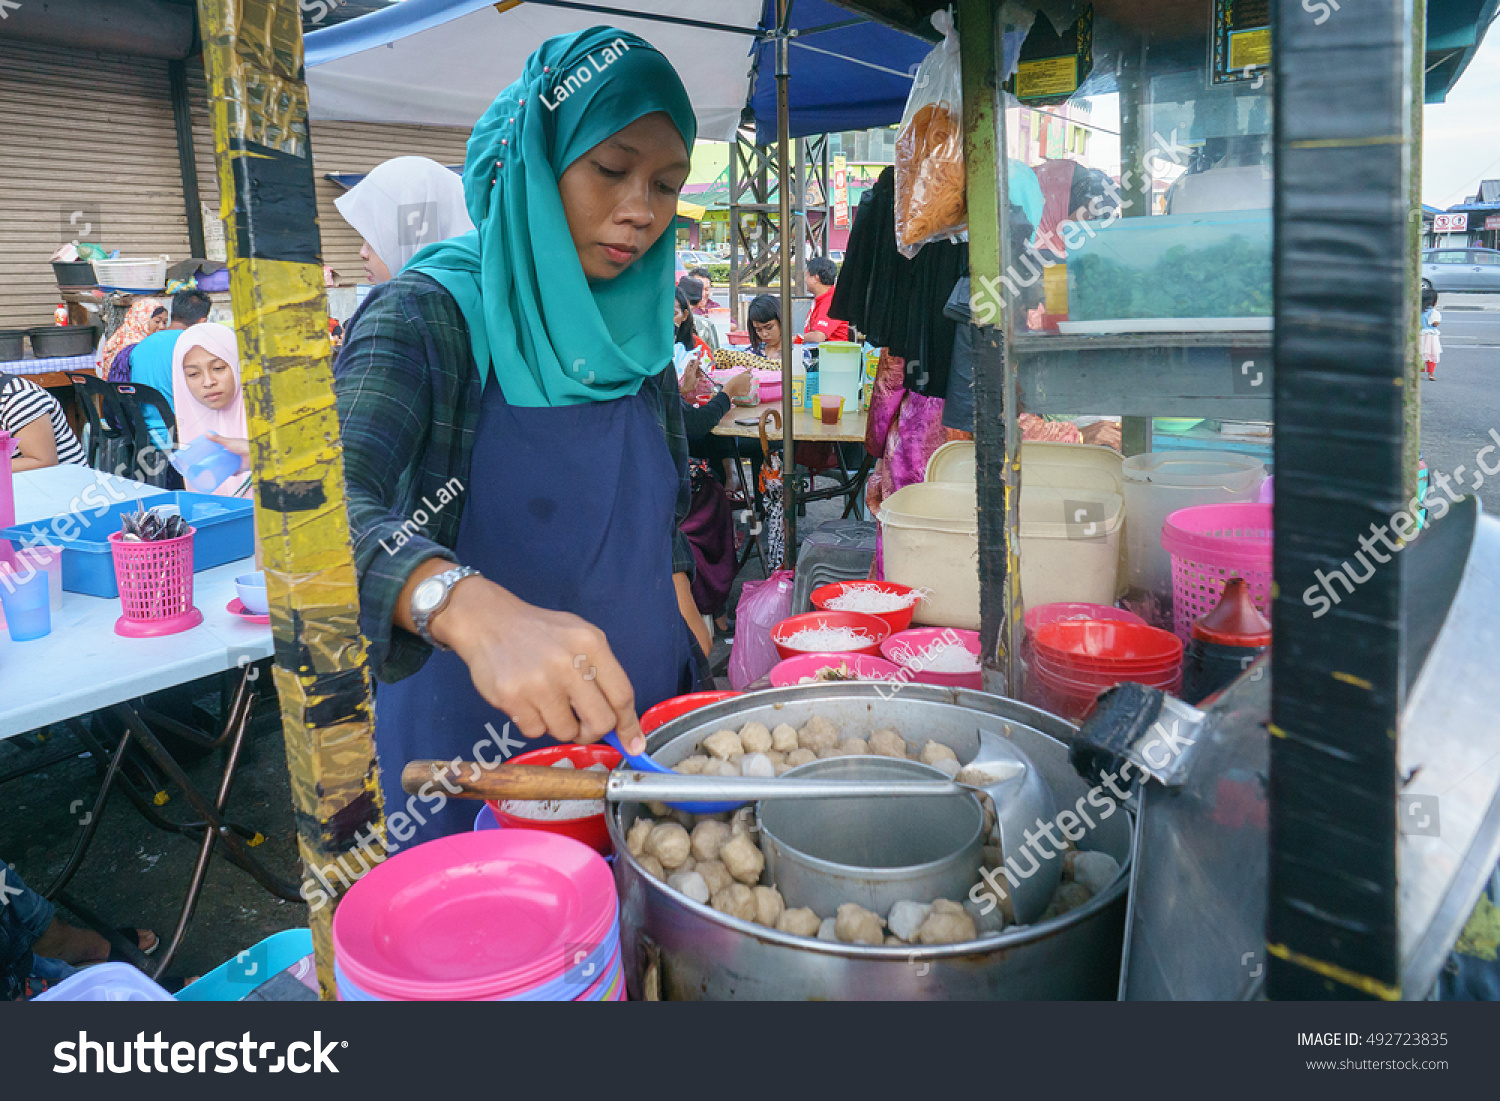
xmin=0 ymin=42 xmax=193 ymax=328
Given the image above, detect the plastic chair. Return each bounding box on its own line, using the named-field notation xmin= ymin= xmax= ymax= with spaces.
xmin=64 ymin=373 xmax=135 ymax=477
xmin=113 ymin=382 xmax=182 ymax=489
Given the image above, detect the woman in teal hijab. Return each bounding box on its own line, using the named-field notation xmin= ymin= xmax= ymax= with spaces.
xmin=335 ymin=28 xmax=704 ymax=841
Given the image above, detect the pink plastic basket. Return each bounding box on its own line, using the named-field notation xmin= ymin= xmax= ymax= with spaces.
xmin=108 ymin=529 xmax=203 ymax=637
xmin=1160 ymin=503 xmax=1272 ymax=642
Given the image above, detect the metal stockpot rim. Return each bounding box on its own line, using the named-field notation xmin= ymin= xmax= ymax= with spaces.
xmin=607 ymin=683 xmax=1133 ymax=959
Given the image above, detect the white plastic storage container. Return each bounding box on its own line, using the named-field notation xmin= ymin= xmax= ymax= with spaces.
xmin=817 ymin=341 xmax=864 ymax=408
xmin=1018 ymin=441 xmax=1125 ymax=609
xmin=878 ymin=481 xmax=979 ymax=629
xmin=1121 ymin=450 xmax=1265 ymax=607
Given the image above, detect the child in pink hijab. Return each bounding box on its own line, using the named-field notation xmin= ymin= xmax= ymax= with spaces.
xmin=171 ymin=322 xmax=250 ymax=496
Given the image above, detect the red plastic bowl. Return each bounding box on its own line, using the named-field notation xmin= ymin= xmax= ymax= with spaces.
xmin=769 ymin=652 xmax=903 ymax=687
xmin=880 ymin=627 xmax=982 ymax=689
xmin=1024 ymin=602 xmax=1146 ymax=638
xmin=486 ymin=742 xmax=622 ymax=856
xmin=1031 ymin=651 xmax=1182 ymax=692
xmin=771 ymin=610 xmax=889 ymax=660
xmin=639 ymin=690 xmax=742 ymax=735
xmin=1033 ymin=619 xmax=1183 ymax=665
xmin=811 ymin=580 xmax=922 ymax=634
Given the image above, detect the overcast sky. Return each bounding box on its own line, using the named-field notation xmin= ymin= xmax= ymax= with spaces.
xmin=1424 ymin=27 xmax=1500 ymax=208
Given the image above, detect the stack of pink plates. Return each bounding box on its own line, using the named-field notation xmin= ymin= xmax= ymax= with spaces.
xmin=332 ymin=830 xmax=624 ymax=1001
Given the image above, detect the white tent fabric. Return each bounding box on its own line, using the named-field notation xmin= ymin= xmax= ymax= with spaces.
xmin=306 ymin=0 xmax=762 ymax=141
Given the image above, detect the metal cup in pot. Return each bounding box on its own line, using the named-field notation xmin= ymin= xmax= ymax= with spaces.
xmin=758 ymin=756 xmax=984 ymax=916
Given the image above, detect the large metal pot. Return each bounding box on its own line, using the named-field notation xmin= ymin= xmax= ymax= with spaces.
xmin=609 ymin=684 xmax=1132 ymax=1000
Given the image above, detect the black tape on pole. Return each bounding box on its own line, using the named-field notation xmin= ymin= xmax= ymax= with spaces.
xmin=229 ymin=137 xmax=322 ymax=265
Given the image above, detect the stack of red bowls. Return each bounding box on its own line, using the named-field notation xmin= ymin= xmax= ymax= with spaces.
xmin=1029 ymin=619 xmax=1184 ymax=721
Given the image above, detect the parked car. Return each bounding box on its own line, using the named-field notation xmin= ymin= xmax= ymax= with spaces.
xmin=676 ymin=250 xmax=718 ymax=270
xmin=1421 ymin=246 xmax=1500 ymax=292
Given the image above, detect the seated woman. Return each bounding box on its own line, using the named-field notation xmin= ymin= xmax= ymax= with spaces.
xmin=746 ymin=293 xmax=783 ymax=358
xmin=96 ymin=297 xmax=166 ymax=381
xmin=170 ymin=323 xmax=251 ymax=496
xmin=1 ymin=373 xmax=87 ymax=471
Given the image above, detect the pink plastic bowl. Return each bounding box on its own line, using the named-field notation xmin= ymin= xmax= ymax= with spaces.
xmin=771 ymin=610 xmax=890 ymax=660
xmin=769 ymin=652 xmax=903 ymax=687
xmin=880 ymin=628 xmax=982 ymax=689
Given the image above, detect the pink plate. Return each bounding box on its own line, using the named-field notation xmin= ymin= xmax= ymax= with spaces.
xmin=332 ymin=830 xmax=617 ymax=1002
xmin=880 ymin=628 xmax=983 ymax=689
xmin=769 ymin=652 xmax=902 ymax=687
xmin=226 ymin=598 xmax=269 ymax=625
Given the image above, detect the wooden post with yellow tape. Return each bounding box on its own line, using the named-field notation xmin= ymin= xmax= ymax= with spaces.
xmin=195 ymin=0 xmax=384 ymax=998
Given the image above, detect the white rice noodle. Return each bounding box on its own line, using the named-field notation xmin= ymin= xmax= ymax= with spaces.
xmin=825 ymin=584 xmax=922 ymax=613
xmin=891 ymin=641 xmax=980 ymax=673
xmin=782 ymin=626 xmax=877 ymax=651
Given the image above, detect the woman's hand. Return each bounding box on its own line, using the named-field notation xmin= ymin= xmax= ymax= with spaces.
xmin=722 ymin=370 xmax=754 ymax=400
xmin=678 ymin=353 xmax=701 ymax=399
xmin=208 ymin=434 xmax=250 ymax=458
xmin=422 ymin=570 xmax=645 ymax=754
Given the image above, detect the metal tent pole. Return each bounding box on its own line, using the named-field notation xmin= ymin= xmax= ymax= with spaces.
xmin=777 ymin=0 xmax=797 ymax=566
xmin=196 ymin=0 xmax=384 ymax=999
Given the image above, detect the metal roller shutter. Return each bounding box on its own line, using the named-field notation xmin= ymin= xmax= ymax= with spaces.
xmin=0 ymin=41 xmax=194 ymax=329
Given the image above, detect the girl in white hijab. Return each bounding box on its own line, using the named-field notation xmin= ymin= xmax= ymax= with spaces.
xmin=334 ymin=156 xmax=475 ymax=283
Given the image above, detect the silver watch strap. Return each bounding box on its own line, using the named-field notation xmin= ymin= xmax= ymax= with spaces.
xmin=412 ymin=565 xmax=481 ymax=651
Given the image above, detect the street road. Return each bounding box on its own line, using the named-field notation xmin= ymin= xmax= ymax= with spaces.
xmin=1420 ymin=300 xmax=1500 ymax=516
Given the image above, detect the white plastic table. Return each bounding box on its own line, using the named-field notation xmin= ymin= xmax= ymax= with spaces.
xmin=1 ymin=465 xmax=272 ymax=738
xmin=0 ymin=465 xmax=288 ymax=974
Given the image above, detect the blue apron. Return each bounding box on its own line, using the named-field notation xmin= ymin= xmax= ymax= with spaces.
xmin=373 ymin=379 xmax=698 ymax=843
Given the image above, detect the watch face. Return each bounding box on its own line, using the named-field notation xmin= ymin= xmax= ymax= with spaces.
xmin=412 ymin=576 xmax=446 ymax=615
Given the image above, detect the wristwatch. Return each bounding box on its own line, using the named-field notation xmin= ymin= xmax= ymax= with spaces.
xmin=409 ymin=565 xmax=481 ymax=650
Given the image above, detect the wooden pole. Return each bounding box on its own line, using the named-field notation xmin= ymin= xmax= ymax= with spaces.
xmin=195 ymin=0 xmax=384 ymax=999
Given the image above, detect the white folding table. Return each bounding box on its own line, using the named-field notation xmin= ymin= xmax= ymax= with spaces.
xmin=0 ymin=466 xmax=293 ymax=975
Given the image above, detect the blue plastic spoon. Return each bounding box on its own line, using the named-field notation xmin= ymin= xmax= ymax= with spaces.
xmin=604 ymin=731 xmax=741 ymax=814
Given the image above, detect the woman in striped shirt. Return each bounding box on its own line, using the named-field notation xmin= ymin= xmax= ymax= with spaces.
xmin=1 ymin=374 xmax=87 ymax=471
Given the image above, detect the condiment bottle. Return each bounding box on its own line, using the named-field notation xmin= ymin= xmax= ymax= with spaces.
xmin=1182 ymin=577 xmax=1270 ymax=704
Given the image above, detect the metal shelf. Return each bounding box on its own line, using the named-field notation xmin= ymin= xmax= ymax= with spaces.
xmin=1010 ymin=329 xmax=1274 ymax=418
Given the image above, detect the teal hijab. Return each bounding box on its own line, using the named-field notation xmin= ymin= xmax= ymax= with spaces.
xmin=409 ymin=29 xmax=696 ymax=406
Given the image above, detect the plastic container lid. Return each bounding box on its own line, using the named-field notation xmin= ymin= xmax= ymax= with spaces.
xmin=1192 ymin=577 xmax=1272 ymax=645
xmin=1122 ymin=450 xmax=1264 ymax=490
xmin=332 ymin=830 xmax=617 ymax=1002
xmin=878 ymin=481 xmax=977 ymax=533
xmin=926 ymin=440 xmax=976 ymax=484
xmin=33 ymin=962 xmax=175 ymax=1001
xmin=1021 ymin=440 xmax=1124 ymax=496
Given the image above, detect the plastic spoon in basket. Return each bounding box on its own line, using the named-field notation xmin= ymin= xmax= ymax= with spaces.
xmin=399 ymin=756 xmax=1024 ymax=807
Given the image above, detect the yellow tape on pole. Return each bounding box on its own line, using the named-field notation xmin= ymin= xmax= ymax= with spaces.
xmin=197 ymin=0 xmax=384 ymax=999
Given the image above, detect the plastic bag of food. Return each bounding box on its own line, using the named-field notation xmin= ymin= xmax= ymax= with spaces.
xmin=727 ymin=569 xmax=794 ymax=689
xmin=894 ymin=9 xmax=965 ymax=258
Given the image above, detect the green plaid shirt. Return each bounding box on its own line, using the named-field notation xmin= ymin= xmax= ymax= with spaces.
xmin=333 ymin=271 xmax=694 ymax=683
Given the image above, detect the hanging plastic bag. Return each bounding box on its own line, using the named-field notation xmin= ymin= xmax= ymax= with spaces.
xmin=728 ymin=568 xmax=795 ymax=689
xmin=894 ymin=9 xmax=966 ymax=258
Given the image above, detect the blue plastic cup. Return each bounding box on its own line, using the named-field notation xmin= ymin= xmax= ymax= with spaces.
xmin=0 ymin=570 xmax=51 ymax=641
xmin=172 ymin=436 xmax=242 ymax=493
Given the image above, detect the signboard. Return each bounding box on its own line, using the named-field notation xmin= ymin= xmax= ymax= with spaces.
xmin=1434 ymin=213 xmax=1468 ymax=233
xmin=1211 ymin=0 xmax=1271 ymax=86
xmin=1485 ymin=214 xmax=1500 ymax=232
xmin=833 ymin=154 xmax=849 ymax=228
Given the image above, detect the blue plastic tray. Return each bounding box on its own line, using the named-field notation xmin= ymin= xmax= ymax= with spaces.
xmin=176 ymin=929 xmax=314 ymax=1002
xmin=1 ymin=491 xmax=254 ymax=598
